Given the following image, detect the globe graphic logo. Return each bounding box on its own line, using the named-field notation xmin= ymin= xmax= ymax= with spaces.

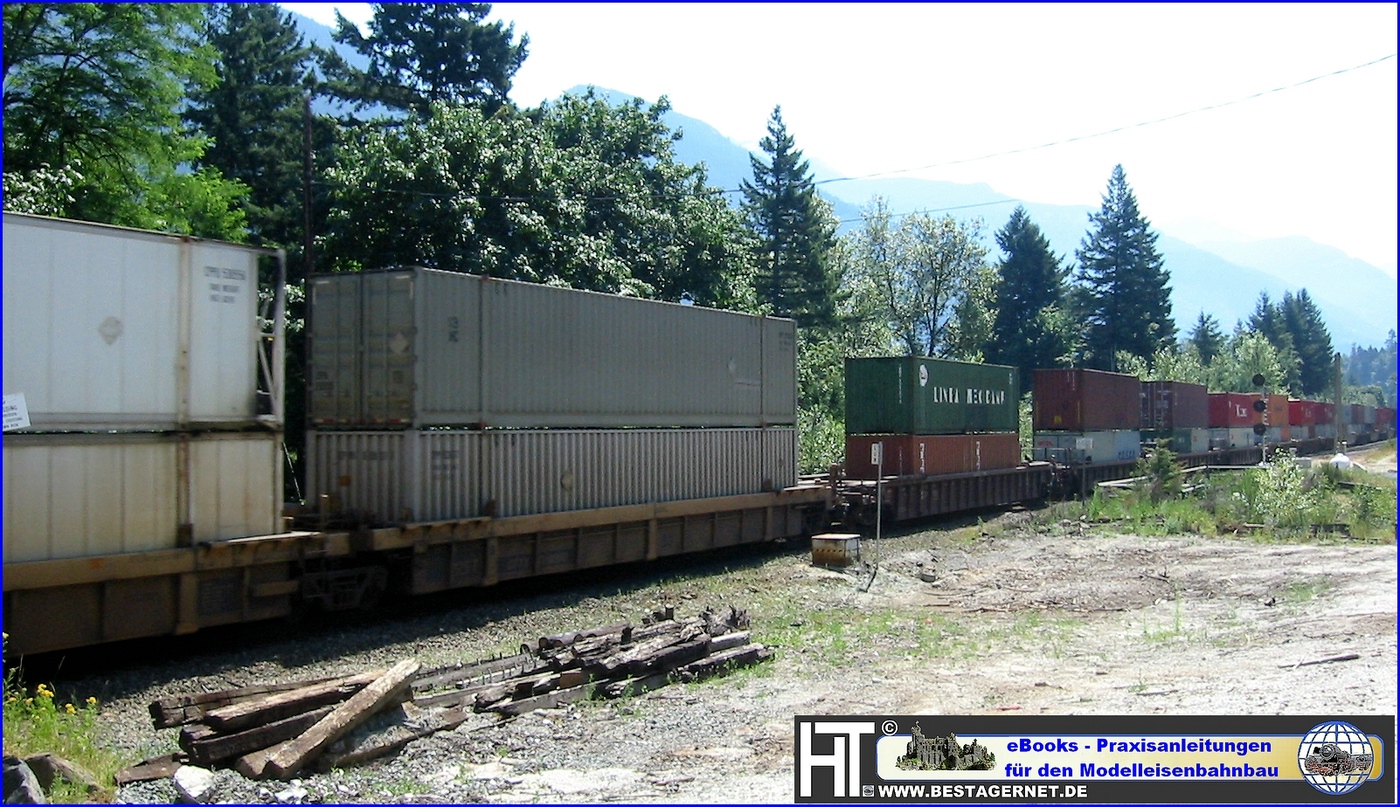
xmin=1298 ymin=721 xmax=1374 ymax=795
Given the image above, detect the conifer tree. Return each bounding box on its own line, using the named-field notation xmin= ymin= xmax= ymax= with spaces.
xmin=1074 ymin=165 xmax=1175 ymax=370
xmin=319 ymin=2 xmax=528 ymax=118
xmin=1187 ymin=312 xmax=1226 ymax=364
xmin=985 ymin=206 xmax=1071 ymax=381
xmin=1280 ymin=289 xmax=1335 ymax=395
xmin=741 ymin=106 xmax=841 ymax=329
xmin=186 ymin=3 xmax=315 ymax=247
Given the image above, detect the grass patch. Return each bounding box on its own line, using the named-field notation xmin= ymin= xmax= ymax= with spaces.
xmin=3 ymin=648 xmax=121 ymax=803
xmin=1038 ymin=454 xmax=1396 ymax=542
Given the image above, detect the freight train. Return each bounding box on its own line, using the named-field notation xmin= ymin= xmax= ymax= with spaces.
xmin=3 ymin=213 xmax=1393 ymax=656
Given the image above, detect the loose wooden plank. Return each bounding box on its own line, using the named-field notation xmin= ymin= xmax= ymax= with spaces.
xmin=537 ymin=621 xmax=631 ymax=651
xmin=674 ymin=643 xmax=774 ymax=683
xmin=264 ymin=659 xmax=421 ymax=781
xmin=319 ymin=706 xmax=497 ymax=770
xmin=114 ymin=753 xmax=184 ymax=785
xmin=204 ymin=670 xmax=383 ymax=732
xmin=623 ymin=636 xmax=711 ymax=676
xmin=484 ymin=682 xmax=595 ymax=717
xmin=187 ymin=706 xmax=334 ymax=767
xmin=234 ymin=742 xmax=286 ymax=780
xmin=599 ymin=673 xmax=671 ymax=699
xmin=149 ymin=677 xmax=338 ymax=729
xmin=411 ymin=652 xmax=539 ymax=693
xmin=705 ymin=631 xmax=751 ymax=653
xmin=1279 ymin=652 xmax=1361 ymax=669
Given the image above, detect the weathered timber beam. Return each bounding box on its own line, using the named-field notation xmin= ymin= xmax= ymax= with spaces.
xmin=264 ymin=659 xmax=421 ymax=781
xmin=150 ymin=677 xmax=339 ymax=729
xmin=204 ymin=670 xmax=383 ymax=732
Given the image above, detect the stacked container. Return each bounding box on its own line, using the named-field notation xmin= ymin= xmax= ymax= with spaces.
xmin=305 ymin=269 xmax=797 ymax=523
xmin=1266 ymin=394 xmax=1291 ymax=444
xmin=1288 ymin=399 xmax=1320 ymax=441
xmin=1208 ymin=392 xmax=1263 ymax=448
xmin=2 ymin=213 xmax=286 ymax=564
xmin=1139 ymin=381 xmax=1210 ymax=454
xmin=1031 ymin=369 xmax=1141 ymax=464
xmin=1316 ymin=403 xmax=1337 ymax=441
xmin=1378 ymin=407 xmax=1396 ymax=439
xmin=843 ymin=357 xmax=1021 ymax=479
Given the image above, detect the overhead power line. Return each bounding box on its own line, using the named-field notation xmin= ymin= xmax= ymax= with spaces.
xmin=805 ymin=53 xmax=1396 ymax=188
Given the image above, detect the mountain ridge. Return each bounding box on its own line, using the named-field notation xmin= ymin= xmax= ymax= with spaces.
xmin=277 ymin=9 xmax=1395 ymax=349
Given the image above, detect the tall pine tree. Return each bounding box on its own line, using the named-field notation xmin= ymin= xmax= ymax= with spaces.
xmin=741 ymin=106 xmax=840 ymax=329
xmin=1187 ymin=312 xmax=1226 ymax=364
xmin=985 ymin=206 xmax=1071 ymax=382
xmin=1280 ymin=289 xmax=1335 ymax=395
xmin=186 ymin=4 xmax=315 ymax=248
xmin=1074 ymin=165 xmax=1175 ymax=370
xmin=319 ymin=2 xmax=528 ymax=118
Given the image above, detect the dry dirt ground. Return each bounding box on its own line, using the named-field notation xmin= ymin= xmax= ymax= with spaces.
xmin=96 ymin=447 xmax=1397 ymax=804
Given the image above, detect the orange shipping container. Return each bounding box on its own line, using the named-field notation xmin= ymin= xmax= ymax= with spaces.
xmin=1267 ymin=394 xmax=1288 ymax=428
xmin=845 ymin=433 xmax=1022 ymax=480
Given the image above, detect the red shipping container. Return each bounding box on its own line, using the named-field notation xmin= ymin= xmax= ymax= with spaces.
xmin=1318 ymin=403 xmax=1335 ymax=425
xmin=1033 ymin=369 xmax=1140 ymax=431
xmin=1288 ymin=399 xmax=1318 ymax=426
xmin=1140 ymin=381 xmax=1209 ymax=429
xmin=845 ymin=433 xmax=1021 ymax=480
xmin=1379 ymin=407 xmax=1395 ymax=427
xmin=1208 ymin=393 xmax=1260 ymax=428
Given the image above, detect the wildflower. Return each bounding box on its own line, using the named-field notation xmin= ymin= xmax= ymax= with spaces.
xmin=24 ymin=698 xmax=33 ymax=706
xmin=64 ymin=703 xmax=76 ymax=714
xmin=86 ymin=696 xmax=98 ymax=706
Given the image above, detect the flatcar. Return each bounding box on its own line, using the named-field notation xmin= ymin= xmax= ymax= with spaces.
xmin=2 ymin=213 xmax=1386 ymax=656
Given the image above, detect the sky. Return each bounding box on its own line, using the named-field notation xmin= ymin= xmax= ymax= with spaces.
xmin=281 ymin=3 xmax=1398 ymax=276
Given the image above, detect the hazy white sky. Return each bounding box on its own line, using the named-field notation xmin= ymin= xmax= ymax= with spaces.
xmin=282 ymin=3 xmax=1398 ymax=274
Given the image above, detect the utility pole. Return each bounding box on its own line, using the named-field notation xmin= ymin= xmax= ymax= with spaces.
xmin=1332 ymin=352 xmax=1344 ymax=454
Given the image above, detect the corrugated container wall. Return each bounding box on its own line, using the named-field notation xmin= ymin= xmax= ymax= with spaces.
xmin=1139 ymin=381 xmax=1209 ymax=430
xmin=309 ymin=269 xmax=795 ymax=428
xmin=844 ymin=357 xmax=1019 ymax=435
xmin=1208 ymin=393 xmax=1260 ymax=428
xmin=1209 ymin=427 xmax=1259 ymax=448
xmin=1141 ymin=428 xmax=1211 ymax=455
xmin=1288 ymin=399 xmax=1319 ymax=427
xmin=3 ymin=213 xmax=278 ymax=431
xmin=3 ymin=432 xmax=282 ymax=564
xmin=1267 ymin=394 xmax=1289 ymax=428
xmin=307 ymin=428 xmax=797 ymax=524
xmin=1319 ymin=403 xmax=1335 ymax=425
xmin=844 ymin=433 xmax=1022 ymax=479
xmin=1031 ymin=369 xmax=1140 ymax=431
xmin=1032 ymin=431 xmax=1141 ymax=464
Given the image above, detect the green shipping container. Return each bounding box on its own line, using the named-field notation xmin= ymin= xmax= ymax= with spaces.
xmin=845 ymin=357 xmax=1020 ymax=435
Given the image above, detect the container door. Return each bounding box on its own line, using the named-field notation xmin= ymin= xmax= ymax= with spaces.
xmin=362 ymin=272 xmax=417 ymax=424
xmin=309 ymin=276 xmax=362 ymax=424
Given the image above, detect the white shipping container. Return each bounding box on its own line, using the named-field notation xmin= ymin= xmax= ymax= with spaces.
xmin=1209 ymin=427 xmax=1260 ymax=448
xmin=3 ymin=431 xmax=282 ymax=564
xmin=3 ymin=213 xmax=283 ymax=431
xmin=307 ymin=427 xmax=797 ymax=523
xmin=309 ymin=269 xmax=796 ymax=429
xmin=1032 ymin=430 xmax=1141 ymax=464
